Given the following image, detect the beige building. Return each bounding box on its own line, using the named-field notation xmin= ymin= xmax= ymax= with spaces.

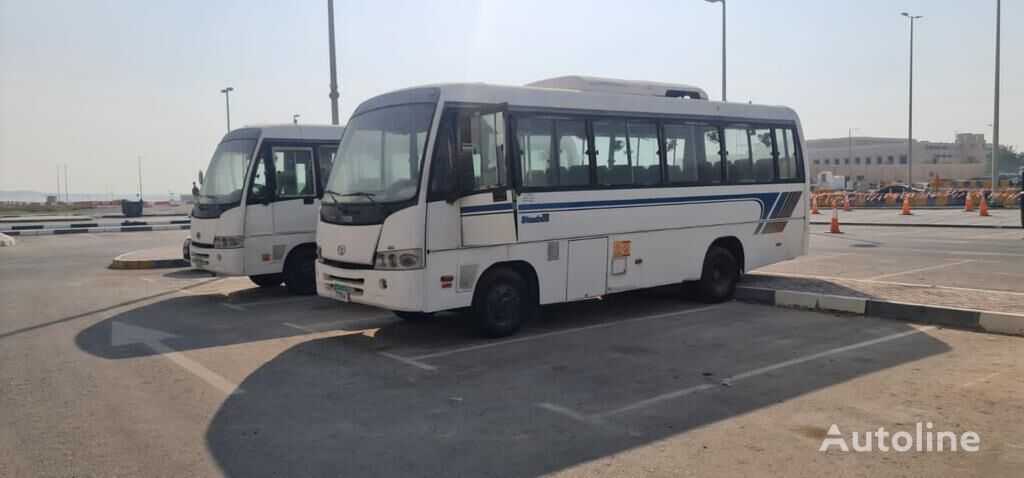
xmin=806 ymin=133 xmax=991 ymax=189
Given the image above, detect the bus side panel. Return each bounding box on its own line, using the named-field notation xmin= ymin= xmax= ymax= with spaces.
xmin=244 ymin=232 xmax=316 ymax=276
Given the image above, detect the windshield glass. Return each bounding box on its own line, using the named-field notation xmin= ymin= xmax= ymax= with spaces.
xmin=198 ymin=138 xmax=258 ymax=204
xmin=324 ymin=103 xmax=434 ymax=204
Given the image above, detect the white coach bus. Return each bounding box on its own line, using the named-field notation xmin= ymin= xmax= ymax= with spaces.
xmin=316 ymin=76 xmax=807 ymax=336
xmin=190 ymin=124 xmax=343 ymax=293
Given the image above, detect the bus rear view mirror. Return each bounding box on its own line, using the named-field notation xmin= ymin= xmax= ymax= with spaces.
xmin=198 ymin=170 xmax=204 ymax=185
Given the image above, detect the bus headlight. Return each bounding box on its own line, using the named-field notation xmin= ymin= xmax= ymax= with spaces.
xmin=375 ymin=248 xmax=423 ymax=270
xmin=213 ymin=236 xmax=244 ymax=249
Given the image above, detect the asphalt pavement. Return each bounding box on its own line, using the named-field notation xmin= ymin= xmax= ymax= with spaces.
xmin=1 ymin=229 xmax=1022 ymax=476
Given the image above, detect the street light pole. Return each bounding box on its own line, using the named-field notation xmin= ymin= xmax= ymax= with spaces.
xmin=137 ymin=156 xmax=143 ymax=201
xmin=991 ymin=0 xmax=1001 ymax=191
xmin=705 ymin=0 xmax=725 ymax=101
xmin=220 ymin=87 xmax=234 ymax=133
xmin=848 ymin=127 xmax=858 ymax=190
xmin=902 ymin=12 xmax=922 ymax=186
xmin=293 ymin=114 xmax=300 ymax=125
xmin=327 ymin=0 xmax=340 ymax=125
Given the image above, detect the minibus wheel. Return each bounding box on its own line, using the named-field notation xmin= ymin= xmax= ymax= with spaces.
xmin=472 ymin=267 xmax=533 ymax=338
xmin=696 ymin=246 xmax=738 ymax=303
xmin=249 ymin=273 xmax=283 ymax=288
xmin=283 ymin=246 xmax=317 ymax=295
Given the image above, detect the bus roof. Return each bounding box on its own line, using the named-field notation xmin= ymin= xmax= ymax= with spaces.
xmin=353 ymin=78 xmax=799 ymax=124
xmin=224 ymin=124 xmax=344 ymax=142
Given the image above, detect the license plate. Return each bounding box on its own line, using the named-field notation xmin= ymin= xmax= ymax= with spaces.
xmin=333 ymin=283 xmax=350 ymax=302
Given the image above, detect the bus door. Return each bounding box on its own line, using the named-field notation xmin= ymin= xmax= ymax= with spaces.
xmin=268 ymin=145 xmax=318 ymax=234
xmin=454 ymin=106 xmax=516 ymax=247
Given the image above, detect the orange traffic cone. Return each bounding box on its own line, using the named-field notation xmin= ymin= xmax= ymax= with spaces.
xmin=979 ymin=195 xmax=990 ymax=217
xmin=811 ymin=196 xmax=821 ymax=214
xmin=901 ymin=196 xmax=912 ymax=215
xmin=843 ymin=194 xmax=852 ymax=212
xmin=964 ymin=192 xmax=974 ymax=212
xmin=829 ymin=207 xmax=842 ymax=233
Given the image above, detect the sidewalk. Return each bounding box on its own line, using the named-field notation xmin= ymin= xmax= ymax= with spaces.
xmin=809 ymin=207 xmax=1021 ymax=228
xmin=742 ymin=272 xmax=1023 ymax=314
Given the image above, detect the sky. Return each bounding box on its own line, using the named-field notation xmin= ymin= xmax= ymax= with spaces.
xmin=1 ymin=0 xmax=1020 ymax=197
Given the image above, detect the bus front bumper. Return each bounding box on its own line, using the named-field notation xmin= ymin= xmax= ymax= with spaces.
xmin=316 ymin=260 xmax=423 ymax=312
xmin=189 ymin=244 xmax=244 ymax=276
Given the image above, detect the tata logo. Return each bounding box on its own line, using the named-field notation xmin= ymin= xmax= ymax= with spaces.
xmin=520 ymin=213 xmax=550 ymax=224
xmin=337 ymin=245 xmax=346 ymax=256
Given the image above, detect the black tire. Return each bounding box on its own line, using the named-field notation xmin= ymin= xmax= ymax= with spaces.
xmin=393 ymin=311 xmax=435 ymax=321
xmin=249 ymin=273 xmax=283 ymax=288
xmin=472 ymin=268 xmax=534 ymax=338
xmin=696 ymin=246 xmax=739 ymax=303
xmin=283 ymin=246 xmax=317 ymax=295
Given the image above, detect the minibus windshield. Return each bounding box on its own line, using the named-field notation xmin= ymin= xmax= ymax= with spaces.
xmin=324 ymin=103 xmax=433 ymax=204
xmin=197 ymin=138 xmax=257 ymax=204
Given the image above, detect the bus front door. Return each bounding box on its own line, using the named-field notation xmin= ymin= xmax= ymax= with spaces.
xmin=456 ymin=107 xmax=516 ymax=247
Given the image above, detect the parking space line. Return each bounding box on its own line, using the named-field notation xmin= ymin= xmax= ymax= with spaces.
xmin=226 ymin=296 xmax=315 ymax=310
xmin=865 ymin=260 xmax=973 ymax=280
xmin=962 ymin=372 xmax=1000 ymax=388
xmin=378 ymin=352 xmax=437 ymax=371
xmin=282 ymin=322 xmax=319 ymax=333
xmin=412 ymin=306 xmax=721 ymax=361
xmin=598 ymin=326 xmax=934 ymax=418
xmin=220 ymin=303 xmax=245 ymax=311
xmin=175 ymin=288 xmax=194 ymax=295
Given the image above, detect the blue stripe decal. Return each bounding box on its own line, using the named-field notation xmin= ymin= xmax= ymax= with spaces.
xmin=461 ymin=203 xmax=514 ymax=215
xmin=517 ymin=192 xmax=781 ymax=220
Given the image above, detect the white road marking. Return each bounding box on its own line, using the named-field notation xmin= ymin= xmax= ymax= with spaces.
xmin=141 ymin=277 xmax=157 ymax=283
xmin=544 ymin=325 xmax=937 ymax=423
xmin=296 ymin=314 xmax=397 ymax=330
xmin=754 ymin=271 xmax=1024 ymax=297
xmin=412 ymin=306 xmax=721 ymax=361
xmin=228 ymin=296 xmax=315 ymax=310
xmin=864 ymin=260 xmax=974 ymax=280
xmin=962 ymin=372 xmax=1000 ymax=388
xmin=378 ymin=352 xmax=437 ymax=371
xmin=282 ymin=321 xmax=318 ymax=333
xmin=175 ymin=288 xmax=194 ymax=295
xmin=781 ymin=252 xmax=850 ymax=264
xmin=79 ymin=233 xmax=103 ymax=240
xmin=967 ymin=230 xmax=1021 ymax=240
xmin=219 ymin=303 xmax=245 ymax=311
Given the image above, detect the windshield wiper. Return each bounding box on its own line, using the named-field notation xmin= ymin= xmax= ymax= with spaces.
xmin=340 ymin=191 xmax=378 ymax=206
xmin=322 ymin=189 xmax=344 ymax=203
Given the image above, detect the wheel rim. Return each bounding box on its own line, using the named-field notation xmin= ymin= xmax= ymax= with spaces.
xmin=488 ymin=284 xmax=520 ymax=325
xmin=711 ymin=258 xmax=731 ymax=295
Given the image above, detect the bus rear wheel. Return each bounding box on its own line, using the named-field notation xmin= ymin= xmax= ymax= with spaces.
xmin=249 ymin=273 xmax=283 ymax=288
xmin=696 ymin=246 xmax=739 ymax=303
xmin=284 ymin=247 xmax=317 ymax=295
xmin=472 ymin=267 xmax=534 ymax=338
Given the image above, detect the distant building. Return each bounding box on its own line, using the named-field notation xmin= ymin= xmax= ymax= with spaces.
xmin=806 ymin=133 xmax=991 ymax=189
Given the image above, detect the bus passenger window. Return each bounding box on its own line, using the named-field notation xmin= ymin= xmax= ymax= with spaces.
xmin=593 ymin=119 xmax=631 ymax=185
xmin=723 ymin=128 xmax=754 ymax=183
xmin=776 ymin=128 xmax=800 ymax=180
xmin=555 ymin=120 xmax=588 ymax=186
xmin=664 ymin=124 xmax=698 ymax=182
xmin=751 ymin=128 xmax=775 ymax=182
xmin=700 ymin=126 xmax=724 ymax=184
xmin=627 ymin=121 xmax=660 ymax=184
xmin=517 ymin=117 xmax=555 ymax=188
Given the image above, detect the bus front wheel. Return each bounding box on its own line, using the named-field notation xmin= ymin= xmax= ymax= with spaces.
xmin=696 ymin=246 xmax=739 ymax=303
xmin=283 ymin=247 xmax=317 ymax=295
xmin=472 ymin=268 xmax=534 ymax=338
xmin=249 ymin=273 xmax=283 ymax=288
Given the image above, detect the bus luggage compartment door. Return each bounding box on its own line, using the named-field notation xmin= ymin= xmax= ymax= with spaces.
xmin=566 ymin=237 xmax=608 ymax=301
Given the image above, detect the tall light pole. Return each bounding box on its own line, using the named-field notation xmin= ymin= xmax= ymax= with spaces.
xmin=220 ymin=87 xmax=234 ymax=133
xmin=991 ymin=0 xmax=1001 ymax=191
xmin=137 ymin=156 xmax=144 ymax=201
xmin=902 ymin=12 xmax=922 ymax=186
xmin=63 ymin=164 xmax=69 ymax=203
xmin=848 ymin=127 xmax=859 ymax=190
xmin=56 ymin=166 xmax=61 ymax=203
xmin=293 ymin=114 xmax=301 ymax=125
xmin=327 ymin=0 xmax=340 ymax=125
xmin=705 ymin=0 xmax=725 ymax=101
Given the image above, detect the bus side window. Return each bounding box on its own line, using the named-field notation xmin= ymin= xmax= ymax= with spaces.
xmin=664 ymin=124 xmax=698 ymax=183
xmin=699 ymin=126 xmax=724 ymax=184
xmin=247 ymin=155 xmax=269 ymax=204
xmin=273 ymin=148 xmax=316 ymax=198
xmin=776 ymin=128 xmax=800 ymax=180
xmin=751 ymin=128 xmax=775 ymax=182
xmin=318 ymin=145 xmax=336 ymax=192
xmin=458 ymin=111 xmax=506 ymax=191
xmin=723 ymin=127 xmax=755 ymax=184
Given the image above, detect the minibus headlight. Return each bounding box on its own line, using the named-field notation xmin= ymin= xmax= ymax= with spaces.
xmin=213 ymin=236 xmax=244 ymax=249
xmin=375 ymin=248 xmax=423 ymax=270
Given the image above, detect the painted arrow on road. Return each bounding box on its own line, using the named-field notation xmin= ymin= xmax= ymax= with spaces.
xmin=110 ymin=321 xmax=244 ymax=396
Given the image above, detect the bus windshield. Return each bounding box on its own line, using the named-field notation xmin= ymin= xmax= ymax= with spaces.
xmin=323 ymin=103 xmax=434 ymax=204
xmin=198 ymin=138 xmax=257 ymax=204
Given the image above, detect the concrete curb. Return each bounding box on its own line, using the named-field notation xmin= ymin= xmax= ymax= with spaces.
xmin=808 ymin=221 xmax=1021 ymax=230
xmin=0 ymin=232 xmax=15 ymax=247
xmin=736 ymin=286 xmax=1024 ymax=337
xmin=2 ymin=224 xmax=190 ymax=236
xmin=110 ymin=254 xmax=189 ymax=270
xmin=1 ymin=219 xmax=190 ymax=234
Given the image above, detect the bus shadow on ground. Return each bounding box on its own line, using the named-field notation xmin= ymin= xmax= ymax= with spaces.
xmin=204 ymin=302 xmax=951 ymax=477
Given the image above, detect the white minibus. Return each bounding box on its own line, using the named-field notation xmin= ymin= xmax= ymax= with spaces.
xmin=316 ymin=76 xmax=807 ymax=336
xmin=191 ymin=124 xmax=343 ymax=293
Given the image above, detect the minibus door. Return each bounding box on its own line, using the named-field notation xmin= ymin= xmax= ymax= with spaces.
xmin=456 ymin=106 xmax=516 ymax=247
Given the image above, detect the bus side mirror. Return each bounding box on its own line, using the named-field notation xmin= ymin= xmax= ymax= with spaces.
xmin=198 ymin=170 xmax=204 ymax=185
